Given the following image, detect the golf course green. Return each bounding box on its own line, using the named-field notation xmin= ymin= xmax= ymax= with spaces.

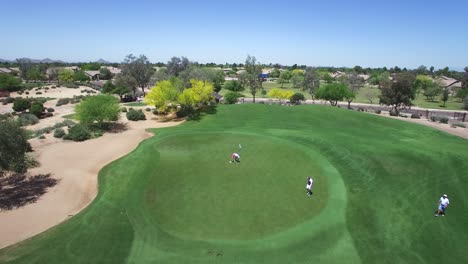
xmin=1 ymin=104 xmax=468 ymax=263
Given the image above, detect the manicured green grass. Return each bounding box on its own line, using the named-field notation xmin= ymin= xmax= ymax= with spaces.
xmin=124 ymin=102 xmax=146 ymax=107
xmin=62 ymin=114 xmax=77 ymax=120
xmin=221 ymin=82 xmax=465 ymax=110
xmin=1 ymin=104 xmax=468 ymax=264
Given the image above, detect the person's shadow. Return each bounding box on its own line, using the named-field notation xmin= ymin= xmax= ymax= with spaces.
xmin=0 ymin=173 xmax=58 ymax=211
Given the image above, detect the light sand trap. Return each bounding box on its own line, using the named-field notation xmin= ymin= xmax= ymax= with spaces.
xmin=9 ymin=86 xmax=100 ymax=99
xmin=0 ymin=114 xmax=183 ymax=249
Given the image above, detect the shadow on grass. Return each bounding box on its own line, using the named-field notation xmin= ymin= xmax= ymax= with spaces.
xmin=187 ymin=105 xmax=218 ymax=121
xmin=0 ymin=173 xmax=59 ymax=211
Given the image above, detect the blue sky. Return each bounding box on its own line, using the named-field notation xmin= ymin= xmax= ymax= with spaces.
xmin=1 ymin=0 xmax=467 ymax=69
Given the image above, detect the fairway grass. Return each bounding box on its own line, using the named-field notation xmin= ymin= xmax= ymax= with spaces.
xmin=1 ymin=104 xmax=468 ymax=264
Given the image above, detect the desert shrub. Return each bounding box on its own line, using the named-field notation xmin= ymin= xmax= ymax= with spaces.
xmin=30 ymin=102 xmax=44 ymax=118
xmin=39 ymin=135 xmax=46 ymax=139
xmin=62 ymin=82 xmax=79 ymax=89
xmin=25 ymin=91 xmax=29 ymax=95
xmin=56 ymin=98 xmax=71 ymax=106
xmin=62 ymin=119 xmax=76 ymax=127
xmin=53 ymin=128 xmax=66 ymax=138
xmin=389 ymin=111 xmax=398 ymax=116
xmin=411 ymin=114 xmax=421 ymax=119
xmin=13 ymin=98 xmax=31 ymax=112
xmin=152 ymin=109 xmax=159 ymax=115
xmin=290 ymin=93 xmax=306 ymax=105
xmin=17 ymin=113 xmax=39 ymax=126
xmin=452 ymin=123 xmax=466 ymax=128
xmin=358 ymin=107 xmax=365 ymax=112
xmin=145 ymin=108 xmax=151 ymax=112
xmin=176 ymin=105 xmax=194 ymax=118
xmin=374 ymin=110 xmax=381 ymax=114
xmin=0 ymin=113 xmax=13 ymax=121
xmin=224 ymin=91 xmax=242 ymax=104
xmin=439 ymin=117 xmax=449 ymax=124
xmin=121 ymin=107 xmax=127 ymax=112
xmin=2 ymin=97 xmax=15 ymax=105
xmin=126 ymin=109 xmax=146 ymax=121
xmin=35 ymin=127 xmax=54 ymax=137
xmin=45 ymin=87 xmax=49 ymax=90
xmin=44 ymin=112 xmax=53 ymax=118
xmin=430 ymin=116 xmax=437 ymax=122
xmin=64 ymin=124 xmax=91 ymax=141
xmin=36 ymin=92 xmax=42 ymax=95
xmin=51 ymin=86 xmax=56 ymax=88
xmin=47 ymin=108 xmax=55 ymax=112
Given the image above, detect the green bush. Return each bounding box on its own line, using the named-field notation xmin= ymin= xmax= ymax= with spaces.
xmin=439 ymin=117 xmax=449 ymax=124
xmin=374 ymin=110 xmax=381 ymax=114
xmin=389 ymin=111 xmax=398 ymax=116
xmin=63 ymin=82 xmax=79 ymax=89
xmin=47 ymin=108 xmax=55 ymax=112
xmin=126 ymin=109 xmax=146 ymax=121
xmin=17 ymin=113 xmax=39 ymax=126
xmin=224 ymin=80 xmax=244 ymax=92
xmin=30 ymin=102 xmax=44 ymax=118
xmin=53 ymin=128 xmax=66 ymax=138
xmin=411 ymin=114 xmax=421 ymax=119
xmin=2 ymin=97 xmax=15 ymax=105
xmin=39 ymin=135 xmax=46 ymax=139
xmin=13 ymin=98 xmax=31 ymax=112
xmin=290 ymin=93 xmax=306 ymax=105
xmin=64 ymin=124 xmax=91 ymax=141
xmin=121 ymin=107 xmax=127 ymax=112
xmin=56 ymin=98 xmax=71 ymax=106
xmin=452 ymin=123 xmax=466 ymax=128
xmin=224 ymin=91 xmax=243 ymax=104
xmin=145 ymin=108 xmax=151 ymax=112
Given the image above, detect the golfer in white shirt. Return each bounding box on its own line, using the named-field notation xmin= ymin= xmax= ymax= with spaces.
xmin=435 ymin=194 xmax=450 ymax=216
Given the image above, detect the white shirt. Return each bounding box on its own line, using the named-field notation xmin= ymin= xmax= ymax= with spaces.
xmin=439 ymin=197 xmax=450 ymax=207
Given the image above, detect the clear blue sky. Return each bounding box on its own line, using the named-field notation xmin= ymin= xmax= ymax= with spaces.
xmin=1 ymin=0 xmax=467 ymax=69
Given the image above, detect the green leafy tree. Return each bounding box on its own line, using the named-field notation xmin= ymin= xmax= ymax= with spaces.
xmin=99 ymin=67 xmax=113 ymax=80
xmin=58 ymin=69 xmax=75 ymax=84
xmin=114 ymin=73 xmax=138 ymax=96
xmin=422 ymin=81 xmax=442 ymax=102
xmin=291 ymin=73 xmax=303 ymax=88
xmin=121 ymin=54 xmax=154 ymax=95
xmin=178 ymin=80 xmax=214 ymax=109
xmin=167 ymin=56 xmax=191 ymax=76
xmin=80 ymin=63 xmax=102 ymax=71
xmin=144 ymin=80 xmax=180 ymax=112
xmin=0 ymin=119 xmax=31 ymax=175
xmin=315 ymin=82 xmax=351 ymax=106
xmin=339 ymin=73 xmax=365 ymax=108
xmin=268 ymin=88 xmax=294 ymax=104
xmin=302 ymin=67 xmax=320 ymax=99
xmin=26 ymin=66 xmax=45 ymax=82
xmin=0 ymin=74 xmax=22 ymax=91
xmin=16 ymin=58 xmax=33 ymax=80
xmin=290 ymin=93 xmax=306 ymax=105
xmin=102 ymin=81 xmax=130 ymax=100
xmin=74 ymin=71 xmax=90 ymax=82
xmin=379 ymin=72 xmax=416 ymax=114
xmin=224 ymin=80 xmax=244 ymax=91
xmin=270 ymin=69 xmax=280 ymax=78
xmin=441 ymin=88 xmax=449 ymax=107
xmin=75 ymin=95 xmax=121 ymax=129
xmin=239 ymin=55 xmax=262 ymax=103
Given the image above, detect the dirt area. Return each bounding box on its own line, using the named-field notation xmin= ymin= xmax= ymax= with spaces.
xmin=0 ymin=111 xmax=183 ymax=249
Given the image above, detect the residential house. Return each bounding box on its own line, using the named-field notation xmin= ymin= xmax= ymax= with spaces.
xmin=100 ymin=66 xmax=121 ymax=75
xmin=84 ymin=70 xmax=100 ymax=81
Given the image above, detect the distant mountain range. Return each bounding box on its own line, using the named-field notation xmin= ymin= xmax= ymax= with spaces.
xmin=0 ymin=58 xmax=114 ymax=64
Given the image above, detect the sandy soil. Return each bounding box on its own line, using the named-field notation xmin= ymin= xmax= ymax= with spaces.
xmin=0 ymin=112 xmax=183 ymax=249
